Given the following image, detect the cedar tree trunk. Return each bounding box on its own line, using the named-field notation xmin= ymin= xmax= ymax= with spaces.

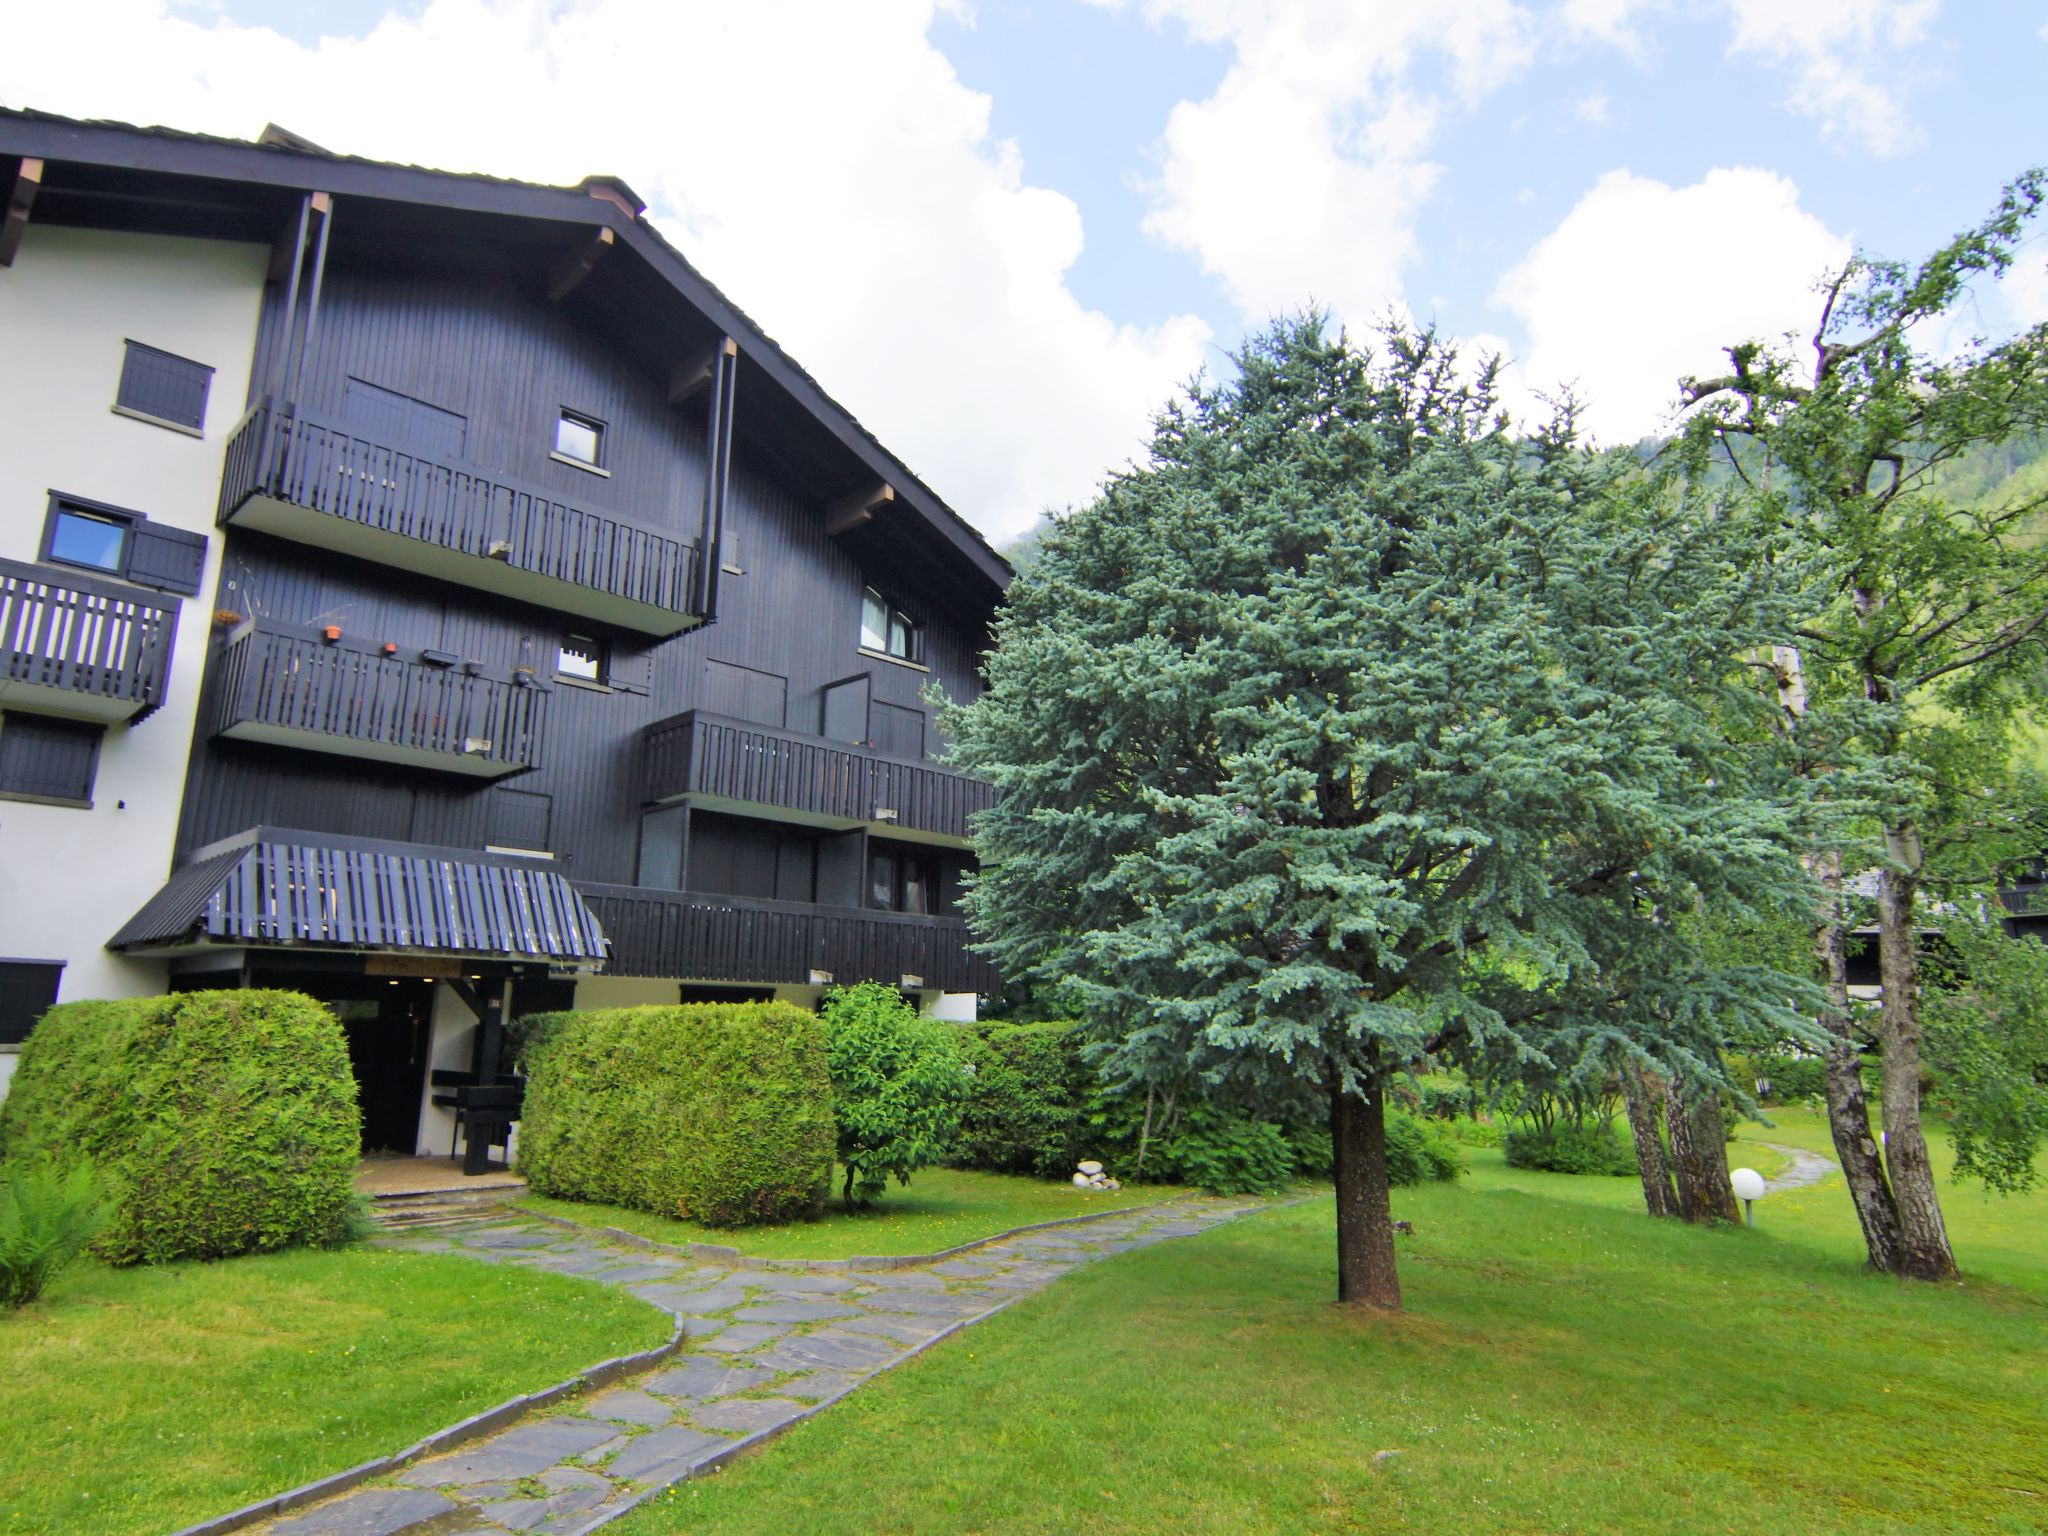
xmin=1876 ymin=822 xmax=1959 ymax=1280
xmin=1622 ymin=1067 xmax=1680 ymax=1219
xmin=1814 ymin=852 xmax=1905 ymax=1271
xmin=1331 ymin=1080 xmax=1400 ymax=1309
xmin=1665 ymin=1080 xmax=1739 ymax=1224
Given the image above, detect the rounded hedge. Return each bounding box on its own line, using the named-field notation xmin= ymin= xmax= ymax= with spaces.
xmin=517 ymin=1002 xmax=834 ymax=1226
xmin=0 ymin=989 xmax=360 ymax=1264
xmin=950 ymin=1021 xmax=1097 ymax=1178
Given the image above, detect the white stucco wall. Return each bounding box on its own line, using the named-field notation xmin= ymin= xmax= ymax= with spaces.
xmin=0 ymin=225 xmax=267 ymax=1019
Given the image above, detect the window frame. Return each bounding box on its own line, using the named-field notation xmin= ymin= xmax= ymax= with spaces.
xmin=0 ymin=958 xmax=65 ymax=1047
xmin=39 ymin=494 xmax=138 ymax=577
xmin=867 ymin=844 xmax=939 ymax=916
xmin=554 ymin=632 xmax=611 ymax=689
xmin=551 ymin=408 xmax=609 ymax=476
xmin=112 ymin=339 xmax=214 ymax=437
xmin=859 ymin=585 xmax=924 ymax=666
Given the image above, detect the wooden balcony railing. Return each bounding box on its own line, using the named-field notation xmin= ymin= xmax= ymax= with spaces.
xmin=218 ymin=401 xmax=704 ymax=635
xmin=209 ymin=624 xmax=546 ymax=777
xmin=575 ymin=883 xmax=997 ymax=994
xmin=642 ymin=710 xmax=993 ymax=843
xmin=0 ymin=556 xmax=179 ymax=723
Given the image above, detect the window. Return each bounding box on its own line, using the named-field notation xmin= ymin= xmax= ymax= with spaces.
xmin=868 ymin=846 xmax=938 ymax=915
xmin=0 ymin=959 xmax=63 ymax=1046
xmin=45 ymin=503 xmax=130 ymax=573
xmin=556 ymin=634 xmax=608 ymax=686
xmin=860 ymin=586 xmax=922 ymax=663
xmin=554 ymin=409 xmax=605 ymax=469
xmin=0 ymin=713 xmax=104 ymax=806
xmin=37 ymin=494 xmax=207 ymax=595
xmin=114 ymin=340 xmax=213 ymax=434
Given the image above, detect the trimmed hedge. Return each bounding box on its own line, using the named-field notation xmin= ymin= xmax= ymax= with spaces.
xmin=517 ymin=1003 xmax=834 ymax=1226
xmin=950 ymin=1021 xmax=1097 ymax=1178
xmin=0 ymin=990 xmax=359 ymax=1264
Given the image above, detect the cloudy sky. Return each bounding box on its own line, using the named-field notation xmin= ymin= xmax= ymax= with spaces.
xmin=7 ymin=1 xmax=2044 ymax=543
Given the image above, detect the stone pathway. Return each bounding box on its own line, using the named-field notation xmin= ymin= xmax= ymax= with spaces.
xmin=259 ymin=1197 xmax=1260 ymax=1536
xmin=1758 ymin=1141 xmax=1836 ymax=1194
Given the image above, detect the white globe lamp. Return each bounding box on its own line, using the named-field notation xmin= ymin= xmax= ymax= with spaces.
xmin=1730 ymin=1166 xmax=1766 ymax=1226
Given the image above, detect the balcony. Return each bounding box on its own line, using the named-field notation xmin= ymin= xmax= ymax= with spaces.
xmin=0 ymin=556 xmax=178 ymax=723
xmin=642 ymin=710 xmax=993 ymax=847
xmin=218 ymin=401 xmax=704 ymax=636
xmin=575 ymin=883 xmax=997 ymax=994
xmin=209 ymin=624 xmax=546 ymax=778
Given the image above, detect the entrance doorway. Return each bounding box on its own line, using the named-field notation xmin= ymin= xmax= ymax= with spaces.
xmin=293 ymin=977 xmax=434 ymax=1155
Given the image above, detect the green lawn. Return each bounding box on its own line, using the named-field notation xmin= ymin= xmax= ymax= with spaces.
xmin=0 ymin=1244 xmax=671 ymax=1536
xmin=516 ymin=1166 xmax=1193 ymax=1260
xmin=620 ymin=1121 xmax=2048 ymax=1536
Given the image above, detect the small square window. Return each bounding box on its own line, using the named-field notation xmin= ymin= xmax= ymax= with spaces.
xmin=860 ymin=586 xmax=922 ymax=663
xmin=557 ymin=634 xmax=608 ymax=685
xmin=554 ymin=410 xmax=604 ymax=468
xmin=115 ymin=341 xmax=213 ymax=433
xmin=45 ymin=505 xmax=130 ymax=574
xmin=0 ymin=959 xmax=64 ymax=1046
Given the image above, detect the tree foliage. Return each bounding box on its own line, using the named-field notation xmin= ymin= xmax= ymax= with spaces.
xmin=948 ymin=314 xmax=1816 ymax=1305
xmin=820 ymin=983 xmax=968 ymax=1209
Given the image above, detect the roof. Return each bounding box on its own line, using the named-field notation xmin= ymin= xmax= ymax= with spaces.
xmin=0 ymin=106 xmax=1012 ymax=603
xmin=108 ymin=829 xmax=609 ymax=964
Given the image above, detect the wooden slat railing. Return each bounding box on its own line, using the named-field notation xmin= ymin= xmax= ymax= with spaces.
xmin=0 ymin=555 xmax=179 ymax=721
xmin=210 ymin=625 xmax=545 ymax=772
xmin=575 ymin=882 xmax=997 ymax=993
xmin=642 ymin=710 xmax=993 ymax=841
xmin=218 ymin=401 xmax=702 ymax=620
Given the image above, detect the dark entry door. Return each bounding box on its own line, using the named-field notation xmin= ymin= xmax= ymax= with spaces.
xmin=329 ymin=981 xmax=434 ymax=1154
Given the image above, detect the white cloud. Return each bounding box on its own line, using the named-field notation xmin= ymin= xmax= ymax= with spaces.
xmin=1572 ymin=93 xmax=1612 ymax=125
xmin=1493 ymin=167 xmax=1851 ymax=444
xmin=2004 ymin=251 xmax=2048 ymax=330
xmin=2 ymin=0 xmax=1209 ymax=542
xmin=1723 ymin=0 xmax=1940 ymax=156
xmin=1090 ymin=0 xmax=1538 ymax=326
xmin=1559 ymin=0 xmax=1663 ymax=55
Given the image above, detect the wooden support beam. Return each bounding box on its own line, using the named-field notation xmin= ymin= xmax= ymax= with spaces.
xmin=0 ymin=157 xmax=44 ymax=268
xmin=826 ymin=482 xmax=896 ymax=537
xmin=670 ymin=335 xmax=739 ymax=403
xmin=266 ymin=190 xmax=329 ymax=284
xmin=546 ymin=225 xmax=614 ymax=302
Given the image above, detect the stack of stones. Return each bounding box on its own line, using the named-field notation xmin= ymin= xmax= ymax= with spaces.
xmin=1071 ymin=1159 xmax=1121 ymax=1192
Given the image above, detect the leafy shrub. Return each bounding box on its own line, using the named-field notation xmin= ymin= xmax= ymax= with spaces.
xmin=820 ymin=984 xmax=968 ymax=1207
xmin=1444 ymin=1117 xmax=1507 ymax=1148
xmin=508 ymin=1010 xmax=575 ymax=1072
xmin=1403 ymin=1073 xmax=1475 ymax=1120
xmin=949 ymin=1021 xmax=1097 ymax=1177
xmin=518 ymin=1003 xmax=833 ymax=1226
xmin=0 ymin=990 xmax=359 ymax=1264
xmin=1386 ymin=1111 xmax=1465 ymax=1184
xmin=1149 ymin=1105 xmax=1299 ymax=1195
xmin=1502 ymin=1119 xmax=1639 ymax=1177
xmin=0 ymin=1160 xmax=108 ymax=1307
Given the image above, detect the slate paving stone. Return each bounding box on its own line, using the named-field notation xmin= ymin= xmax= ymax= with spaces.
xmin=582 ymin=1387 xmax=678 ymax=1427
xmin=463 ymin=1230 xmax=557 ymax=1249
xmin=732 ymin=1269 xmax=858 ymax=1295
xmin=771 ymin=1329 xmax=903 ymax=1372
xmin=643 ymin=1359 xmax=775 ymax=1398
xmin=697 ymin=1322 xmax=788 ymax=1352
xmin=603 ymin=1423 xmax=730 ymax=1483
xmin=779 ymin=1368 xmax=864 ymax=1401
xmin=588 ymin=1263 xmax=687 ymax=1284
xmin=859 ymin=1289 xmax=991 ymax=1320
xmin=690 ymin=1396 xmax=810 ymax=1435
xmin=668 ymin=1284 xmax=759 ymax=1314
xmin=402 ymin=1417 xmax=619 ymax=1486
xmin=853 ymin=1269 xmax=949 ymax=1291
xmin=477 ymin=1466 xmax=615 ymax=1532
xmin=834 ymin=1314 xmax=949 ymax=1344
xmin=928 ymin=1260 xmax=1005 ymax=1279
xmin=1147 ymin=1221 xmax=1211 ymax=1236
xmin=268 ymin=1486 xmax=459 ymax=1535
xmin=733 ymin=1298 xmax=861 ymax=1324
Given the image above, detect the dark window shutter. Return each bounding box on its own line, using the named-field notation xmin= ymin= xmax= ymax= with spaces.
xmin=487 ymin=788 xmax=552 ymax=851
xmin=0 ymin=960 xmax=64 ymax=1045
xmin=122 ymin=522 xmax=207 ymax=596
xmin=117 ymin=342 xmax=213 ymax=431
xmin=703 ymin=659 xmax=785 ymax=726
xmin=609 ymin=647 xmax=654 ymax=696
xmin=821 ymin=674 xmax=870 ymax=743
xmin=343 ymin=377 xmax=469 ymax=460
xmin=0 ymin=713 xmax=104 ymax=804
xmin=871 ymin=701 xmax=925 ymax=759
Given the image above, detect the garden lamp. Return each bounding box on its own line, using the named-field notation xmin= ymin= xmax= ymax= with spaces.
xmin=1730 ymin=1166 xmax=1766 ymax=1226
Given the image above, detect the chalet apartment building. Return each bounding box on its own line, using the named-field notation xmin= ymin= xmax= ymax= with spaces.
xmin=0 ymin=110 xmax=1005 ymax=1162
